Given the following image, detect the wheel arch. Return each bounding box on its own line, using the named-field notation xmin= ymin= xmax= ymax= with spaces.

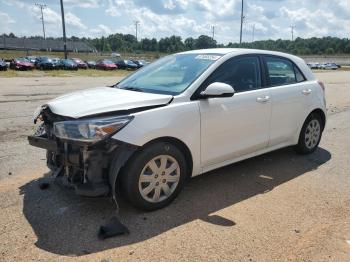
xmin=141 ymin=136 xmax=194 ymax=179
xmin=309 ymin=108 xmax=326 ymax=130
xmin=294 ymin=107 xmax=326 ymax=145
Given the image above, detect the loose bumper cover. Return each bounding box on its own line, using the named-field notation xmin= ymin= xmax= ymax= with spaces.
xmin=28 ymin=134 xmax=137 ymax=197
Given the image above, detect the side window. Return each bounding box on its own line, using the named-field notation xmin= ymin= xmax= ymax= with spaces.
xmin=294 ymin=65 xmax=306 ymax=82
xmin=205 ymin=56 xmax=261 ymax=93
xmin=265 ymin=56 xmax=297 ymax=86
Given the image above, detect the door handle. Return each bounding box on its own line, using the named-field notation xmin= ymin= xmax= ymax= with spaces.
xmin=256 ymin=96 xmax=270 ymax=103
xmin=302 ymin=89 xmax=312 ymax=95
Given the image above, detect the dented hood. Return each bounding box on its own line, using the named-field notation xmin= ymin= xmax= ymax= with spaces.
xmin=46 ymin=87 xmax=173 ymax=118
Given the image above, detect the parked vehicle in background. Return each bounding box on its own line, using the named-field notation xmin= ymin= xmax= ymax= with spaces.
xmin=324 ymin=63 xmax=338 ymax=70
xmin=10 ymin=58 xmax=34 ymax=70
xmin=36 ymin=57 xmax=57 ymax=70
xmin=34 ymin=56 xmax=50 ymax=67
xmin=307 ymin=63 xmax=320 ymax=69
xmin=52 ymin=58 xmax=61 ymax=69
xmin=28 ymin=48 xmax=326 ymax=211
xmin=115 ymin=59 xmax=138 ymax=70
xmin=25 ymin=56 xmax=37 ymax=64
xmin=131 ymin=60 xmax=150 ymax=68
xmin=111 ymin=52 xmax=121 ymax=58
xmin=0 ymin=59 xmax=8 ymax=71
xmin=72 ymin=58 xmax=88 ymax=69
xmin=59 ymin=59 xmax=78 ymax=70
xmin=95 ymin=59 xmax=117 ymax=70
xmin=86 ymin=60 xmax=97 ymax=69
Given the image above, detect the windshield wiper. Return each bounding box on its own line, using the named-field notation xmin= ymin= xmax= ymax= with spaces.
xmin=121 ymin=86 xmax=144 ymax=92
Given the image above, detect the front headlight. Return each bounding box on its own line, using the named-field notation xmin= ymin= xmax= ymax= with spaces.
xmin=53 ymin=116 xmax=133 ymax=143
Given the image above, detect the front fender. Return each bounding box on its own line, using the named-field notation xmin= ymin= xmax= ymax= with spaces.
xmin=112 ymin=101 xmax=201 ymax=176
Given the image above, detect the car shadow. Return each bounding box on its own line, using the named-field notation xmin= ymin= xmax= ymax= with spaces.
xmin=19 ymin=147 xmax=331 ymax=256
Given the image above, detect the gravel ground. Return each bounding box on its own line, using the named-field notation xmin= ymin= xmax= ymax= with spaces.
xmin=0 ymin=72 xmax=350 ymax=261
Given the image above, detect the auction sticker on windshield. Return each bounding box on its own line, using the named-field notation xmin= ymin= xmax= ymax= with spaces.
xmin=195 ymin=54 xmax=221 ymax=60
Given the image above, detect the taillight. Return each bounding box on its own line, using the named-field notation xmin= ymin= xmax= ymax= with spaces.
xmin=318 ymin=81 xmax=325 ymax=91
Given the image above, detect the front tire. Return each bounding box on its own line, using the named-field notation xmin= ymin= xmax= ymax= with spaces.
xmin=295 ymin=113 xmax=323 ymax=154
xmin=120 ymin=142 xmax=187 ymax=211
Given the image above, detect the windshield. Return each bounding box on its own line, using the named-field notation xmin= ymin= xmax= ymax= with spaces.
xmin=64 ymin=60 xmax=74 ymax=64
xmin=17 ymin=58 xmax=29 ymax=62
xmin=117 ymin=53 xmax=221 ymax=95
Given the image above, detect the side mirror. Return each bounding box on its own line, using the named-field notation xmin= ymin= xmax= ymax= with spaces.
xmin=200 ymin=82 xmax=235 ymax=99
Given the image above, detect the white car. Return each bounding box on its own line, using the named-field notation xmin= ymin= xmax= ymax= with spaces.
xmin=29 ymin=48 xmax=326 ymax=211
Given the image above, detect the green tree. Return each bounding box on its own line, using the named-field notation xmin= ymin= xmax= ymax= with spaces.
xmin=195 ymin=35 xmax=216 ymax=49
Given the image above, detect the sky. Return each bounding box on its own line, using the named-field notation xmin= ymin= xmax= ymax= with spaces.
xmin=1 ymin=0 xmax=350 ymax=44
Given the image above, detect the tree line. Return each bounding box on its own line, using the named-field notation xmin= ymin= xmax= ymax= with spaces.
xmin=2 ymin=33 xmax=350 ymax=55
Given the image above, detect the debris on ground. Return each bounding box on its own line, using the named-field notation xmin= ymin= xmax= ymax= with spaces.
xmin=98 ymin=216 xmax=129 ymax=239
xmin=39 ymin=182 xmax=50 ymax=190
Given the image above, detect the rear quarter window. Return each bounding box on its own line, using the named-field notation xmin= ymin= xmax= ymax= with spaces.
xmin=294 ymin=65 xmax=306 ymax=82
xmin=265 ymin=56 xmax=296 ymax=86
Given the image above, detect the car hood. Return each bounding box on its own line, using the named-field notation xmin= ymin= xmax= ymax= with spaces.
xmin=46 ymin=87 xmax=173 ymax=118
xmin=18 ymin=62 xmax=33 ymax=66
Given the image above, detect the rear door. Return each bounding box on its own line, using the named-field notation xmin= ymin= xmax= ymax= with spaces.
xmin=263 ymin=56 xmax=310 ymax=146
xmin=199 ymin=55 xmax=272 ymax=170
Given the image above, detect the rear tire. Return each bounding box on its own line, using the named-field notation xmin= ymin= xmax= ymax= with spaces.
xmin=119 ymin=142 xmax=187 ymax=211
xmin=295 ymin=113 xmax=323 ymax=154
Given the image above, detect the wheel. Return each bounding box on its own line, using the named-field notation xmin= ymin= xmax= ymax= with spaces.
xmin=119 ymin=142 xmax=187 ymax=211
xmin=295 ymin=113 xmax=323 ymax=154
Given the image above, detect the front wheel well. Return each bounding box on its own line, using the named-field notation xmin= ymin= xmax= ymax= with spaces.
xmin=141 ymin=137 xmax=193 ymax=179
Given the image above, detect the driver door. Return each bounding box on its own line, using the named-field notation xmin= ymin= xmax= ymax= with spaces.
xmin=199 ymin=56 xmax=272 ymax=170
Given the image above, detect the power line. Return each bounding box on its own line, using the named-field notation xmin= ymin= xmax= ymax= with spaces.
xmin=134 ymin=20 xmax=140 ymax=42
xmin=239 ymin=0 xmax=244 ymax=44
xmin=290 ymin=24 xmax=295 ymax=41
xmin=35 ymin=3 xmax=46 ymax=40
xmin=251 ymin=23 xmax=255 ymax=42
xmin=60 ymin=0 xmax=68 ymax=59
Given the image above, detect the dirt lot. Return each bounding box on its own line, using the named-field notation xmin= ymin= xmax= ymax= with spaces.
xmin=0 ymin=72 xmax=350 ymax=261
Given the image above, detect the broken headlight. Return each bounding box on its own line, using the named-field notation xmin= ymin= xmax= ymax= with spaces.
xmin=53 ymin=116 xmax=133 ymax=143
xmin=33 ymin=106 xmax=43 ymax=123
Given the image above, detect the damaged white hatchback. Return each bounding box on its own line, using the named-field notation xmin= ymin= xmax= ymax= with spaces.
xmin=29 ymin=48 xmax=326 ymax=211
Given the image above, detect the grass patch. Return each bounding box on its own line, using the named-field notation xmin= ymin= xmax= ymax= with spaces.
xmin=0 ymin=69 xmax=132 ymax=78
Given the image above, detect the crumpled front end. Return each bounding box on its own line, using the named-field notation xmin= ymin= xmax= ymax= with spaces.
xmin=28 ymin=106 xmax=137 ymax=197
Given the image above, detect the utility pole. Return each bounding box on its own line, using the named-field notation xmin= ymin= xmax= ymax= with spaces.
xmin=35 ymin=3 xmax=46 ymax=40
xmin=239 ymin=0 xmax=244 ymax=44
xmin=60 ymin=0 xmax=68 ymax=59
xmin=211 ymin=25 xmax=215 ymax=40
xmin=134 ymin=20 xmax=140 ymax=42
xmin=290 ymin=24 xmax=295 ymax=41
xmin=251 ymin=23 xmax=255 ymax=42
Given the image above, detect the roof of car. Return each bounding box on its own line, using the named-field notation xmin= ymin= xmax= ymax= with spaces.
xmin=179 ymin=48 xmax=299 ymax=58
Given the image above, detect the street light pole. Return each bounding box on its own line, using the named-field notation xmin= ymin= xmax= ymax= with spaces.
xmin=211 ymin=25 xmax=215 ymax=40
xmin=60 ymin=0 xmax=68 ymax=59
xmin=239 ymin=0 xmax=244 ymax=44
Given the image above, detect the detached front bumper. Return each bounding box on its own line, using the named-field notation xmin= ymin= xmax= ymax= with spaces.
xmin=28 ymin=135 xmax=137 ymax=197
